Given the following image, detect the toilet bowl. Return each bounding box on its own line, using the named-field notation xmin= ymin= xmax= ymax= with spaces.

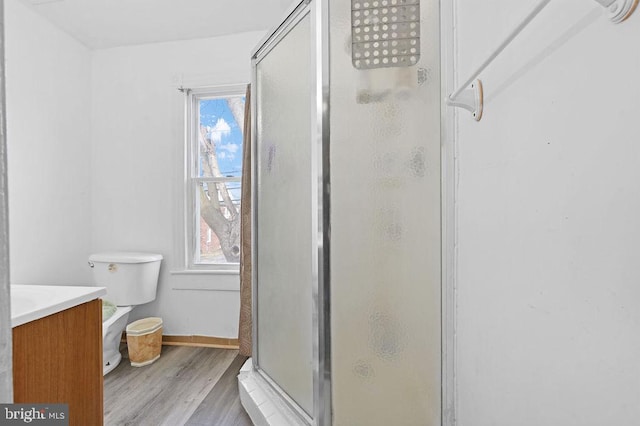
xmin=89 ymin=252 xmax=163 ymax=375
xmin=102 ymin=305 xmax=133 ymax=375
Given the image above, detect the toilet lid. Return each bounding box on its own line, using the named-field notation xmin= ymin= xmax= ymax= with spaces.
xmin=90 ymin=252 xmax=163 ymax=263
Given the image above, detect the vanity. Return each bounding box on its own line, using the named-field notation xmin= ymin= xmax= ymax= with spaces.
xmin=11 ymin=285 xmax=106 ymax=426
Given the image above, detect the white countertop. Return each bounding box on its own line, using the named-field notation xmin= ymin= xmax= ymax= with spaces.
xmin=11 ymin=284 xmax=107 ymax=328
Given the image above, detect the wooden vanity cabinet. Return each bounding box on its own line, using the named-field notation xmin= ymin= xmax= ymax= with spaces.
xmin=12 ymin=298 xmax=103 ymax=426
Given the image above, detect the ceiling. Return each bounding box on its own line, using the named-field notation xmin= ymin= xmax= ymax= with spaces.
xmin=19 ymin=0 xmax=294 ymax=49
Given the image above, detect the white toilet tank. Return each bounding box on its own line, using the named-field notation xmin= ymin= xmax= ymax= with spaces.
xmin=89 ymin=252 xmax=163 ymax=306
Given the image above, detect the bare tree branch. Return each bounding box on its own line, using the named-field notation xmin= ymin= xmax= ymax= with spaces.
xmin=199 ymin=125 xmax=237 ymax=217
xmin=227 ymin=97 xmax=244 ymax=133
xmin=196 ymin=102 xmax=244 ymax=262
xmin=199 ymin=186 xmax=240 ymax=263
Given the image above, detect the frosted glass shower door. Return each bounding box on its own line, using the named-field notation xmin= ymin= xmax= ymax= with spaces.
xmin=254 ymin=10 xmax=314 ymax=416
xmin=329 ymin=0 xmax=442 ymax=424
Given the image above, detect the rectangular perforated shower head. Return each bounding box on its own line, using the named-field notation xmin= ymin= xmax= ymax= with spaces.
xmin=351 ymin=0 xmax=421 ymax=69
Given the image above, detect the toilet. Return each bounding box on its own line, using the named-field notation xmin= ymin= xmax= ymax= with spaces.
xmin=88 ymin=252 xmax=163 ymax=375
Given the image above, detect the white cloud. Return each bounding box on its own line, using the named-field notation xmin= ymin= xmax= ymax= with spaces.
xmin=208 ymin=118 xmax=241 ymax=163
xmin=221 ymin=143 xmax=239 ymax=154
xmin=208 ymin=118 xmax=231 ymax=143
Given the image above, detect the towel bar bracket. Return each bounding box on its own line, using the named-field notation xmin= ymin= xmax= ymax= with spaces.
xmin=603 ymin=0 xmax=639 ymax=23
xmin=446 ymin=80 xmax=483 ymax=122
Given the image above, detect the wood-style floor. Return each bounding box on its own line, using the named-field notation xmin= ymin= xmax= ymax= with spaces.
xmin=104 ymin=344 xmax=253 ymax=426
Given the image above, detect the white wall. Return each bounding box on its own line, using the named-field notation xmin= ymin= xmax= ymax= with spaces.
xmin=91 ymin=32 xmax=263 ymax=337
xmin=5 ymin=0 xmax=93 ymax=285
xmin=6 ymin=0 xmax=262 ymax=337
xmin=452 ymin=1 xmax=640 ymax=425
xmin=0 ymin=0 xmax=13 ymax=402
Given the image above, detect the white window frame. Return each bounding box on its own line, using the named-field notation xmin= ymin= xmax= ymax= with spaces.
xmin=183 ymin=84 xmax=247 ymax=273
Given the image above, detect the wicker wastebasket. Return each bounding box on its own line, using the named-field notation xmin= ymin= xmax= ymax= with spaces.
xmin=126 ymin=317 xmax=163 ymax=367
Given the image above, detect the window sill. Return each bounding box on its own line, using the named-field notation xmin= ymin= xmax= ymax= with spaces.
xmin=170 ymin=269 xmax=240 ymax=292
xmin=170 ymin=269 xmax=239 ymax=276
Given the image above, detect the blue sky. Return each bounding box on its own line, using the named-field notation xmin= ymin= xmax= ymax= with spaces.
xmin=199 ymin=97 xmax=245 ymax=178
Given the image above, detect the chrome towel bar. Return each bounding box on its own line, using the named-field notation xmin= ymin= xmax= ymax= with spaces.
xmin=447 ymin=0 xmax=638 ymax=121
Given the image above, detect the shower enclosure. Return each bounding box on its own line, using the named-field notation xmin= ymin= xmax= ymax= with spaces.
xmin=249 ymin=0 xmax=441 ymax=424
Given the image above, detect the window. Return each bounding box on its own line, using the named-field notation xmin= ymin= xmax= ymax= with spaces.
xmin=185 ymin=85 xmax=246 ymax=271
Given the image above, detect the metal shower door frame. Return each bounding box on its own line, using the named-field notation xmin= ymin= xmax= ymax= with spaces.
xmin=250 ymin=0 xmax=331 ymax=425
